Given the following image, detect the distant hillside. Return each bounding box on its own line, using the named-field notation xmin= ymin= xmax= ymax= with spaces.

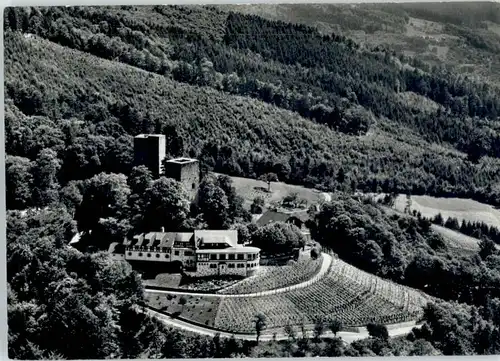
xmin=223 ymin=2 xmax=500 ymax=85
xmin=4 ymin=5 xmax=500 ymax=211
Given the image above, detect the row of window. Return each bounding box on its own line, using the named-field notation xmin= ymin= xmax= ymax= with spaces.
xmin=198 ymin=253 xmax=259 ymax=261
xmin=127 ymin=247 xmax=193 ymax=256
xmin=127 ymin=250 xmax=195 ymax=258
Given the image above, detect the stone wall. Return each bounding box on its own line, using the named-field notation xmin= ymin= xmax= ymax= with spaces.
xmin=179 ymin=161 xmax=200 ymax=193
xmin=196 ymin=262 xmax=248 ymax=277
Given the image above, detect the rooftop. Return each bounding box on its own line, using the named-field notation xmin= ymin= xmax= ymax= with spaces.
xmin=256 ymin=209 xmax=310 ymax=227
xmin=166 ymin=157 xmax=198 ymax=164
xmin=194 ymin=230 xmax=239 ymax=248
xmin=196 ymin=246 xmax=261 ymax=254
xmin=126 ymin=232 xmax=193 ymax=248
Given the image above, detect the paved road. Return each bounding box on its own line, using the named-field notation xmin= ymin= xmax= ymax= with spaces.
xmin=145 ymin=307 xmax=419 ymax=343
xmin=144 ymin=252 xmax=333 ymax=298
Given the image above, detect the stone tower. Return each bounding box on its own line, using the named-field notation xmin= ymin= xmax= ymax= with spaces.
xmin=164 ymin=158 xmax=200 ymax=198
xmin=133 ymin=134 xmax=166 ymax=178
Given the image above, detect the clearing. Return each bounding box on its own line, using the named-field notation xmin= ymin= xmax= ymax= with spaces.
xmin=220 ymin=173 xmax=328 ymax=208
xmin=393 ymin=195 xmax=500 ymax=229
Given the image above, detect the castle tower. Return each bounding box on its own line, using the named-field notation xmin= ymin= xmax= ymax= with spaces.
xmin=133 ymin=134 xmax=166 ymax=178
xmin=165 ymin=158 xmax=200 ymax=198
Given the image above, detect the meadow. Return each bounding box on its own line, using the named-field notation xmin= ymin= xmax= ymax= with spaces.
xmin=393 ymin=195 xmax=500 ymax=229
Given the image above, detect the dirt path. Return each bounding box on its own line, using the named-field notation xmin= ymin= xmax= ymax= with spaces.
xmin=145 ymin=307 xmax=419 ymax=343
xmin=144 ymin=253 xmax=333 ymax=298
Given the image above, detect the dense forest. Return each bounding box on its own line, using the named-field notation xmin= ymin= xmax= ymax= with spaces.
xmin=4 ymin=5 xmax=500 ymax=209
xmin=6 ymin=4 xmax=500 ymax=358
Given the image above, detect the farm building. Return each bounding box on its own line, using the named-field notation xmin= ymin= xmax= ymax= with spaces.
xmin=108 ymin=229 xmax=261 ymax=277
xmin=256 ymin=209 xmax=312 ymax=242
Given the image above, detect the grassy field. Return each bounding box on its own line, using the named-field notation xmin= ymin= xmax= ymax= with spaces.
xmin=219 ymin=173 xmax=330 ymax=208
xmin=142 ymin=272 xmax=243 ymax=291
xmin=145 ymin=292 xmax=221 ymax=328
xmin=393 ymin=195 xmax=500 ymax=229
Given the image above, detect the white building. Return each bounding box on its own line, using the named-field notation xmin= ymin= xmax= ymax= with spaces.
xmin=108 ymin=229 xmax=260 ymax=277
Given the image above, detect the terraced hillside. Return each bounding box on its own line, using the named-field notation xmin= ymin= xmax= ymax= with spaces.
xmin=145 ymin=255 xmax=431 ymax=334
xmin=218 ymin=255 xmax=324 ymax=295
xmin=214 ymin=257 xmax=431 ymax=333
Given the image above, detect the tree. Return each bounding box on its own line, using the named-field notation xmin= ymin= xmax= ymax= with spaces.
xmin=31 ymin=148 xmax=61 ymax=207
xmin=329 ymin=319 xmax=343 ymax=337
xmin=251 ymin=222 xmax=306 ymax=255
xmin=259 ymin=172 xmax=278 ymax=192
xmin=128 ymin=165 xmax=154 ymax=231
xmin=254 ymin=313 xmax=267 ymax=344
xmin=313 ymin=317 xmax=325 ymax=341
xmin=60 ymin=180 xmax=83 ymax=215
xmin=216 ymin=175 xmax=250 ymax=222
xmin=479 ymin=238 xmax=497 ymax=260
xmin=367 ymin=323 xmax=389 ymax=341
xmin=6 ymin=155 xmax=33 ymax=210
xmin=75 ymin=172 xmax=131 ymax=248
xmin=251 ymin=196 xmax=265 ymax=214
xmin=179 ymin=296 xmax=187 ymax=313
xmin=197 ymin=179 xmax=230 ymax=229
xmin=311 ymin=246 xmax=321 ymax=259
xmin=141 ymin=177 xmax=191 ymax=232
xmin=284 ymin=323 xmax=296 ymax=340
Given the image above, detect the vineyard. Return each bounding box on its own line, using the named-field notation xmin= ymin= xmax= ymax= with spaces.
xmin=217 ymin=255 xmax=324 ymax=295
xmin=213 ymin=258 xmax=432 ymax=333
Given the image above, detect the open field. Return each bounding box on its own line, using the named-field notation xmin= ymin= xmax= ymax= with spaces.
xmin=214 ymin=257 xmax=431 ymax=334
xmin=431 ymin=225 xmax=486 ymax=253
xmin=218 ymin=173 xmax=328 ymax=208
xmin=379 ymin=200 xmax=499 ymax=254
xmin=393 ymin=195 xmax=500 ymax=229
xmin=144 ymin=293 xmax=221 ymax=328
xmin=217 ymin=255 xmax=324 ymax=295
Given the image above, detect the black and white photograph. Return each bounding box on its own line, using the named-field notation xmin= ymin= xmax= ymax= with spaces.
xmin=4 ymin=1 xmax=500 ymax=359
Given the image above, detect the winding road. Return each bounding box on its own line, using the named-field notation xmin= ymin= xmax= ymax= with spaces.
xmin=144 ymin=251 xmax=421 ymax=342
xmin=144 ymin=307 xmax=419 ymax=343
xmin=144 ymin=252 xmax=333 ymax=298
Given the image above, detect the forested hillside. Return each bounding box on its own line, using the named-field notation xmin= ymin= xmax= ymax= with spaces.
xmin=226 ymin=2 xmax=500 ymax=83
xmin=6 ymin=4 xmax=500 ymax=358
xmin=5 ymin=5 xmax=500 ymax=210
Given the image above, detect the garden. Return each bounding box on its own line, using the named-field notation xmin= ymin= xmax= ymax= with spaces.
xmin=144 ymin=292 xmax=221 ymax=328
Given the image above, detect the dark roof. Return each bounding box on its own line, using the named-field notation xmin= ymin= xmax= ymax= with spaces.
xmin=256 ymin=210 xmax=310 ymax=227
xmin=108 ymin=242 xmax=124 ymax=254
xmin=194 ymin=230 xmax=239 ymax=248
xmin=125 ymin=232 xmax=193 ymax=248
